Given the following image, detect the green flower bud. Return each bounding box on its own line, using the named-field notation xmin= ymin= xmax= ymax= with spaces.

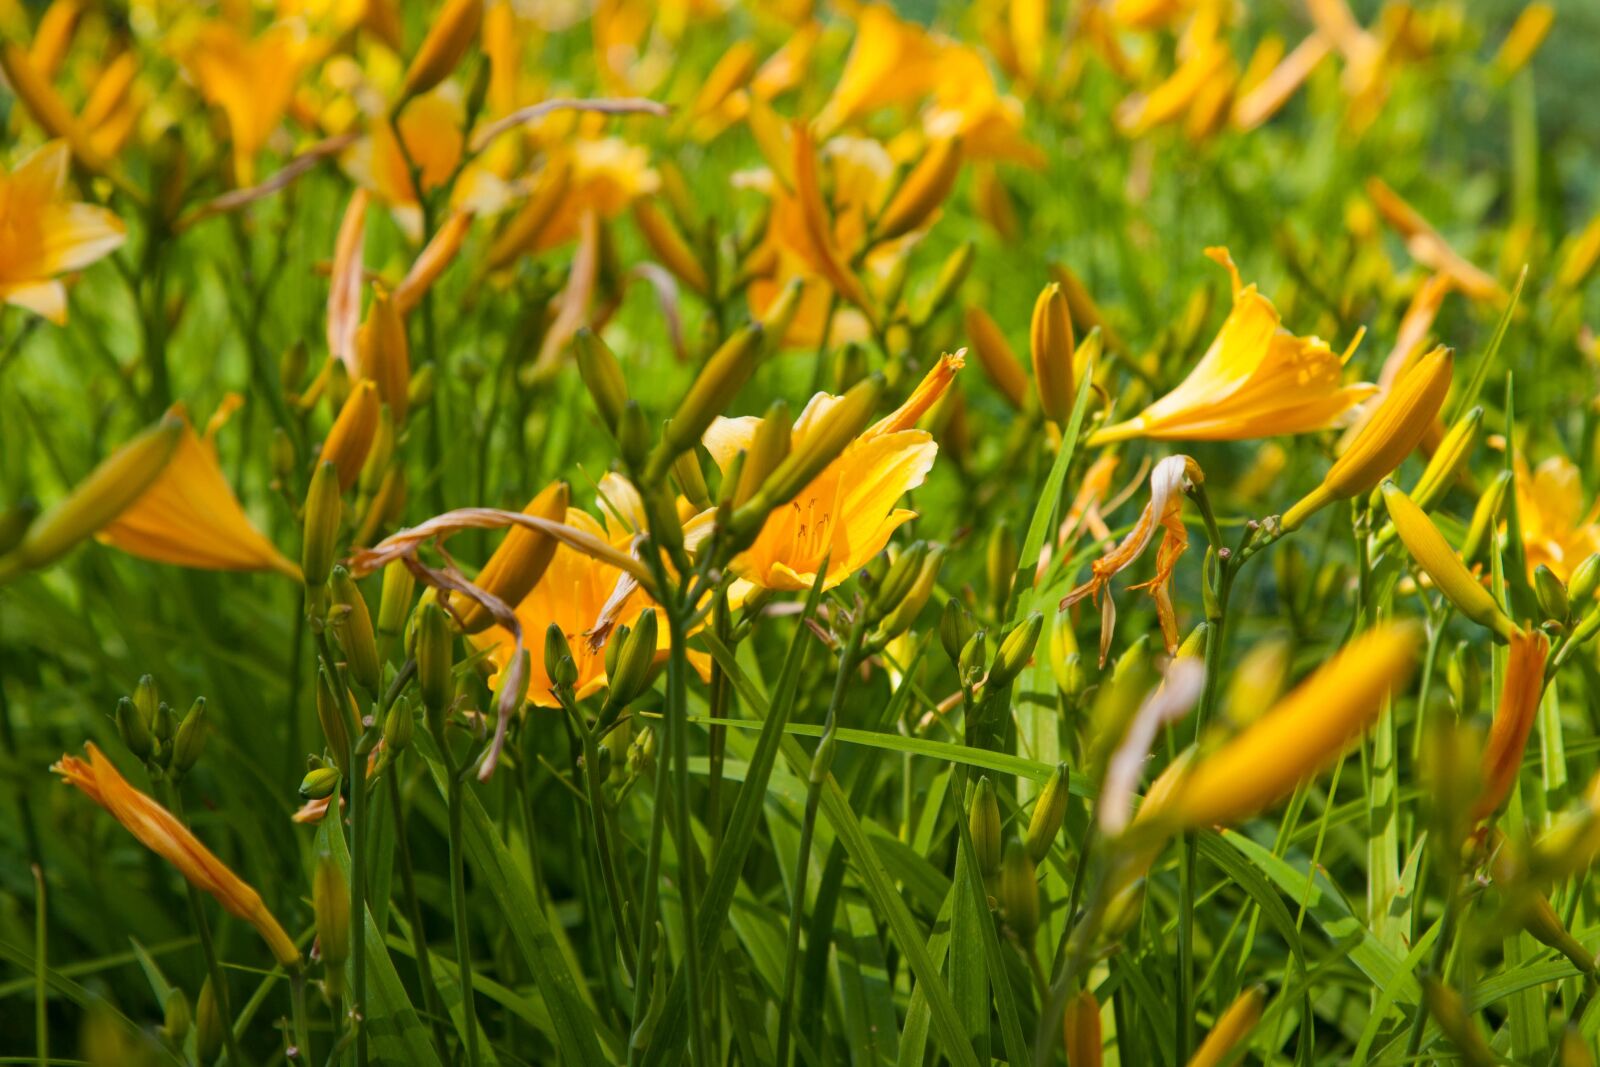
xmin=161 ymin=988 xmax=191 ymax=1047
xmin=300 ymin=765 xmax=342 ymax=799
xmin=316 ymin=668 xmax=357 ymax=774
xmin=134 ymin=674 xmax=160 ymax=726
xmin=1536 ymin=564 xmax=1571 ymax=624
xmin=914 ymin=239 xmax=975 ymax=327
xmin=384 ymin=698 xmax=415 ymax=753
xmin=989 ymin=611 xmax=1044 ymax=687
xmin=269 ymin=427 xmax=295 ymax=490
xmin=959 ymin=629 xmax=988 ymax=688
xmin=618 ymin=399 xmax=652 ymax=472
xmin=1569 ymin=553 xmax=1600 ymax=605
xmin=416 ymin=602 xmax=454 ymax=724
xmin=170 ymin=697 xmax=208 ymax=778
xmin=196 ymin=978 xmax=223 ymax=1064
xmin=986 ymin=518 xmax=1017 ymax=619
xmin=658 ymin=322 xmax=765 ymax=478
xmin=1460 ymin=469 xmax=1513 ymax=564
xmin=1409 ymin=405 xmax=1482 ymax=512
xmin=1000 ymin=841 xmax=1039 ymax=939
xmin=575 ymin=327 xmax=629 ymax=434
xmin=408 ymin=361 xmax=436 ymax=410
xmin=1025 ymin=762 xmax=1070 ymax=863
xmin=870 ymin=541 xmax=927 ymax=622
xmin=970 ymin=775 xmax=1002 ymax=878
xmin=877 ymin=544 xmax=945 ymax=640
xmin=809 ymin=727 xmax=838 ymax=785
xmin=153 ymin=701 xmax=177 ymax=745
xmin=302 ymin=461 xmax=343 ymax=610
xmin=831 ymin=342 xmax=870 ymax=394
xmin=545 ymin=623 xmax=576 ymax=690
xmin=280 ymin=339 xmax=309 ymax=394
xmin=313 ymin=851 xmax=350 ymax=998
xmin=672 ymin=447 xmax=713 ymax=510
xmin=606 ymin=608 xmax=659 ymax=713
xmin=734 ymin=399 xmax=791 ymax=510
xmin=628 ymin=724 xmax=657 ymax=778
xmin=758 ymin=278 xmax=804 ymax=354
xmin=331 ymin=566 xmax=381 ymax=695
xmin=376 ymin=560 xmax=415 ymax=662
xmin=116 ymin=696 xmax=153 ymax=761
xmin=940 ymin=598 xmax=975 ymax=669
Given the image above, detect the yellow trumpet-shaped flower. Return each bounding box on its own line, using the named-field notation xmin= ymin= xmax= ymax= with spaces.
xmin=1473 ymin=628 xmax=1550 ymax=822
xmin=813 ymin=4 xmax=945 ymax=137
xmin=1381 ymin=482 xmax=1519 ymax=641
xmin=1516 ymin=455 xmax=1600 ymax=585
xmin=0 ymin=141 xmax=125 ymax=324
xmin=702 ymin=353 xmax=964 ymax=593
xmin=1280 ymin=345 xmax=1452 ymax=531
xmin=1061 ymin=454 xmax=1202 ymax=664
xmin=53 ymin=743 xmax=301 ymax=967
xmin=1091 ymin=248 xmax=1374 ymax=445
xmin=1166 ymin=622 xmax=1421 ymax=827
xmin=99 ymin=401 xmax=301 ymax=580
xmin=181 ymin=21 xmax=314 ymax=187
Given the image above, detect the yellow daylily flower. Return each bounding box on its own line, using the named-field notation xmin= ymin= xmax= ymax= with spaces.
xmin=0 ymin=140 xmax=125 ymax=324
xmin=180 ymin=20 xmax=316 ymax=186
xmin=470 ymin=475 xmax=691 ymax=708
xmin=1090 ymin=248 xmax=1374 ymax=444
xmin=701 ymin=353 xmax=964 ymax=594
xmin=98 ymin=401 xmax=301 ymax=579
xmin=1516 ymin=455 xmax=1600 ymax=584
xmin=54 ymin=742 xmax=301 ymax=967
xmin=813 ymin=4 xmax=945 ymax=137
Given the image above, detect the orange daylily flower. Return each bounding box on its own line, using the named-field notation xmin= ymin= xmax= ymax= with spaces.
xmin=98 ymin=400 xmax=301 ymax=579
xmin=1472 ymin=628 xmax=1551 ymax=822
xmin=181 ymin=20 xmax=317 ymax=186
xmin=470 ymin=474 xmax=693 ymax=707
xmin=1062 ymin=454 xmax=1202 ymax=664
xmin=0 ymin=140 xmax=125 ymax=324
xmin=701 ymin=352 xmax=964 ymax=593
xmin=1367 ymin=177 xmax=1505 ymax=304
xmin=53 ymin=743 xmax=301 ymax=967
xmin=1090 ymin=248 xmax=1374 ymax=444
xmin=1516 ymin=455 xmax=1600 ymax=585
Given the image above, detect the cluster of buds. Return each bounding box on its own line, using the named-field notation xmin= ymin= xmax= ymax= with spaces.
xmin=114 ymin=674 xmax=208 ymax=781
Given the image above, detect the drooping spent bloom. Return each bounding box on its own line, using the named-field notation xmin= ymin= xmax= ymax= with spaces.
xmin=0 ymin=140 xmax=125 ymax=323
xmin=1516 ymin=455 xmax=1600 ymax=586
xmin=1061 ymin=454 xmax=1203 ymax=664
xmin=53 ymin=743 xmax=301 ymax=966
xmin=98 ymin=400 xmax=302 ymax=580
xmin=1091 ymin=248 xmax=1374 ymax=445
xmin=702 ymin=352 xmax=964 ymax=594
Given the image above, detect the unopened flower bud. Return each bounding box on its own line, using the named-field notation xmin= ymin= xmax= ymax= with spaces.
xmin=1383 ymin=482 xmax=1518 ymax=641
xmin=970 ymin=775 xmax=1002 ymax=878
xmin=383 ymin=698 xmax=415 ymax=753
xmin=400 ymin=0 xmax=482 ymax=99
xmin=331 ymin=567 xmax=381 ymax=694
xmin=831 ymin=342 xmax=870 ymax=394
xmin=809 ymin=727 xmax=838 ymax=784
xmin=301 ymin=461 xmax=343 ymax=606
xmin=575 ymin=328 xmax=630 ymax=434
xmin=1191 ymin=986 xmax=1268 ymax=1067
xmin=358 ymin=287 xmax=411 ymax=424
xmin=634 ymin=200 xmax=711 ymax=296
xmin=358 ymin=404 xmax=396 ymax=498
xmin=758 ymin=279 xmax=805 ymax=354
xmin=941 ymin=598 xmax=976 ymax=668
xmin=871 ymin=542 xmax=928 ymax=621
xmin=1049 ymin=609 xmax=1086 ymax=702
xmin=735 ymin=400 xmax=791 ymax=510
xmin=628 ymin=723 xmax=657 ymax=778
xmin=453 ymin=481 xmax=568 ymax=634
xmin=376 ymin=560 xmax=414 ymax=661
xmin=1030 ymin=282 xmax=1075 ymax=424
xmin=672 ymin=447 xmax=712 ymax=510
xmin=544 ymin=623 xmax=576 ymax=691
xmin=1422 ymin=977 xmax=1494 ymax=1067
xmin=618 ymin=400 xmax=652 ymax=472
xmin=873 ymin=136 xmax=962 ymax=242
xmin=605 ymin=608 xmax=659 ymax=713
xmin=658 ymin=322 xmax=765 ymax=477
xmin=1409 ymin=405 xmax=1481 ymax=512
xmin=965 ymin=305 xmax=1028 ymax=411
xmin=1000 ymin=840 xmax=1039 ymax=938
xmin=196 ymin=978 xmax=223 ymax=1064
xmin=407 ymin=362 xmax=436 ymax=410
xmin=1224 ymin=637 xmax=1291 ymax=729
xmin=915 ymin=240 xmax=975 ymax=327
xmin=116 ymin=696 xmax=153 ymax=761
xmin=416 ymin=602 xmax=454 ymax=722
xmin=1461 ymin=469 xmax=1514 ymax=564
xmin=877 ymin=545 xmax=945 ymax=639
xmin=1062 ymin=990 xmax=1101 ymax=1067
xmin=1025 ymin=761 xmax=1070 ymax=863
xmin=161 ymin=988 xmax=191 ymax=1047
xmin=316 ymin=668 xmax=357 ymax=773
xmin=1570 ymin=553 xmax=1600 ymax=605
xmin=269 ymin=427 xmax=296 ymax=491
xmin=170 ymin=697 xmax=208 ymax=777
xmin=313 ymin=851 xmax=350 ymax=997
xmin=986 ymin=519 xmax=1018 ymax=619
xmin=990 ymin=611 xmax=1044 ymax=687
xmin=1536 ymin=564 xmax=1570 ymax=624
xmin=959 ymin=629 xmax=988 ymax=688
xmin=321 ymin=379 xmax=380 ymax=491
xmin=300 ymin=765 xmax=341 ymax=799
xmin=153 ymin=701 xmax=177 ymax=745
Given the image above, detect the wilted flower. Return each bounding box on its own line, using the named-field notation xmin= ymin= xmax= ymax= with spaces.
xmin=0 ymin=140 xmax=125 ymax=323
xmin=1091 ymin=248 xmax=1373 ymax=444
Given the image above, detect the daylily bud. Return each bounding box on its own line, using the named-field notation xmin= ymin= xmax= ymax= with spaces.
xmin=572 ymin=326 xmax=627 ymax=435
xmin=831 ymin=342 xmax=869 ymax=393
xmin=1224 ymin=637 xmax=1291 ymax=729
xmin=322 ymin=379 xmax=380 ymax=491
xmin=0 ymin=43 xmax=111 ymax=176
xmin=659 ymin=323 xmax=765 ymax=475
xmin=1382 ymin=482 xmax=1519 ymax=641
xmin=376 ymin=560 xmax=414 ymax=660
xmin=1535 ymin=565 xmax=1570 ymax=624
xmin=1025 ymin=762 xmax=1070 ymax=862
xmin=1471 ymin=628 xmax=1550 ymax=822
xmin=606 ymin=608 xmax=659 ymax=712
xmin=758 ymin=278 xmax=805 ymax=354
xmin=672 ymin=448 xmax=712 ymax=510
xmin=634 ymin=200 xmax=710 ymax=297
xmin=196 ymin=978 xmax=223 ymax=1064
xmin=408 ymin=362 xmax=436 ymax=410
xmin=400 ymin=0 xmax=483 ymax=99
xmin=358 ymin=405 xmax=395 ymax=499
xmin=1062 ymin=990 xmax=1102 ymax=1067
xmin=302 ymin=461 xmax=343 ymax=606
xmin=990 ymin=611 xmax=1043 ymax=687
xmin=871 ymin=542 xmax=928 ymax=621
xmin=729 ymin=375 xmax=883 ymax=537
xmin=809 ymin=727 xmax=838 ymax=784
xmin=384 ymin=697 xmax=415 ymax=753
xmin=300 ymin=765 xmax=341 ymax=799
xmin=877 ymin=545 xmax=945 ymax=639
xmin=1409 ymin=405 xmax=1481 ymax=512
xmin=916 ymin=241 xmax=976 ymax=327
xmin=270 ymin=427 xmax=296 ymax=491
xmin=1049 ymin=608 xmax=1086 ymax=702
xmin=986 ymin=519 xmax=1018 ymax=620
xmin=941 ymin=598 xmax=976 ymax=669
xmin=161 ymin=988 xmax=191 ymax=1048
xmin=1030 ymin=283 xmax=1075 ymax=424
xmin=313 ymin=851 xmax=350 ymax=997
xmin=170 ymin=697 xmax=207 ymax=777
xmin=1447 ymin=641 xmax=1483 ymax=720
xmin=453 ymin=481 xmax=569 ymax=634
xmin=1570 ymin=553 xmax=1600 ymax=605
xmin=1 ymin=414 xmax=181 ymax=581
xmin=1189 ymin=986 xmax=1267 ymax=1067
xmin=153 ymin=701 xmax=177 ymax=745
xmin=1000 ymin=840 xmax=1039 ymax=938
xmin=357 ymin=287 xmax=410 ymax=424
xmin=604 ymin=624 xmax=631 ymax=683
xmin=618 ymin=400 xmax=652 ymax=472
xmin=1461 ymin=469 xmax=1514 ymax=564
xmin=133 ymin=675 xmax=160 ymax=726
xmin=316 ymin=668 xmax=357 ymax=773
xmin=965 ymin=305 xmax=1028 ymax=411
xmin=959 ymin=630 xmax=988 ymax=688
xmin=734 ymin=400 xmax=791 ymax=510
xmin=970 ymin=775 xmax=1003 ymax=878
xmin=281 ymin=341 xmax=310 ymax=395
xmin=545 ymin=623 xmax=576 ymax=691
xmin=331 ymin=567 xmax=381 ymax=694
xmin=628 ymin=723 xmax=657 ymax=778
xmin=416 ymin=602 xmax=454 ymax=726
xmin=116 ymin=696 xmax=153 ymax=761
xmin=1282 ymin=346 xmax=1453 ymax=531
xmin=873 ymin=136 xmax=962 ymax=242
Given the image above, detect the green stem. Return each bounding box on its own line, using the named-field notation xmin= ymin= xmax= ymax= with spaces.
xmin=168 ymin=786 xmax=248 ymax=1067
xmin=33 ymin=864 xmax=45 ymax=1067
xmin=580 ymin=723 xmax=639 ymax=972
xmin=447 ymin=762 xmax=481 ymax=1067
xmin=348 ymin=734 xmax=370 ymax=1067
xmin=290 ymin=967 xmax=311 ymax=1064
xmin=387 ymin=763 xmax=453 ymax=1062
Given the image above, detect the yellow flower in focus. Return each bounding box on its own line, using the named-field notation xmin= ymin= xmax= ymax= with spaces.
xmin=0 ymin=141 xmax=125 ymax=324
xmin=98 ymin=400 xmax=301 ymax=580
xmin=1091 ymin=248 xmax=1374 ymax=444
xmin=181 ymin=20 xmax=315 ymax=186
xmin=1516 ymin=455 xmax=1600 ymax=584
xmin=701 ymin=353 xmax=963 ymax=593
xmin=53 ymin=742 xmax=301 ymax=966
xmin=1061 ymin=454 xmax=1201 ymax=664
xmin=470 ymin=475 xmax=687 ymax=707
